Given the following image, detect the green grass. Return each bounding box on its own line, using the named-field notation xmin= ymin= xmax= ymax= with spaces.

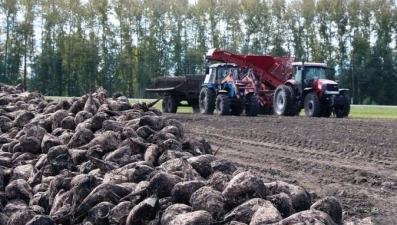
xmin=130 ymin=99 xmax=193 ymax=113
xmin=131 ymin=100 xmax=397 ymax=118
xmin=349 ymin=105 xmax=397 ymax=119
xmin=45 ymin=96 xmax=70 ymax=101
xmin=45 ymin=96 xmax=397 ymax=119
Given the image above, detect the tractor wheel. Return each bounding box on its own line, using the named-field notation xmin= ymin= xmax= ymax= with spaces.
xmin=245 ymin=94 xmax=259 ymax=117
xmin=273 ymin=85 xmax=292 ymax=116
xmin=199 ymin=87 xmax=215 ymax=114
xmin=162 ymin=97 xmax=169 ymax=113
xmin=216 ymin=94 xmax=230 ymax=115
xmin=284 ymin=85 xmax=299 ymax=116
xmin=334 ymin=93 xmax=350 ymax=118
xmin=304 ymin=92 xmax=320 ymax=117
xmin=166 ymin=96 xmax=178 ymax=113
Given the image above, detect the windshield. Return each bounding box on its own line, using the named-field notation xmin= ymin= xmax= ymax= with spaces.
xmin=305 ymin=67 xmax=326 ymax=80
xmin=217 ymin=66 xmax=239 ymax=80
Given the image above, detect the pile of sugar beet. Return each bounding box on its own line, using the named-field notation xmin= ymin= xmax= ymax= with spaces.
xmin=0 ymin=82 xmax=344 ymax=225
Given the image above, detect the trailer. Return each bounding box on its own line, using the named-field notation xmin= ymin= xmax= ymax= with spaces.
xmin=145 ymin=75 xmax=205 ymax=113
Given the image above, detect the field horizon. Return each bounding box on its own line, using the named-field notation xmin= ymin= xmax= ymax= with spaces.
xmin=45 ymin=96 xmax=397 ymax=119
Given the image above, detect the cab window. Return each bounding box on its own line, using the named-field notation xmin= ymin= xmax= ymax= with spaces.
xmin=294 ymin=67 xmax=302 ymax=85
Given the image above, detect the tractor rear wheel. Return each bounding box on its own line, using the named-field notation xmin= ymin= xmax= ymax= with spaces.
xmin=166 ymin=96 xmax=178 ymax=113
xmin=334 ymin=93 xmax=350 ymax=118
xmin=216 ymin=94 xmax=230 ymax=115
xmin=199 ymin=87 xmax=215 ymax=114
xmin=273 ymin=85 xmax=292 ymax=116
xmin=304 ymin=92 xmax=320 ymax=117
xmin=162 ymin=97 xmax=169 ymax=113
xmin=284 ymin=85 xmax=299 ymax=116
xmin=245 ymin=94 xmax=259 ymax=116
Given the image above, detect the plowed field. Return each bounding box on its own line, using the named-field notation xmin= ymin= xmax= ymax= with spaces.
xmin=167 ymin=113 xmax=397 ymax=224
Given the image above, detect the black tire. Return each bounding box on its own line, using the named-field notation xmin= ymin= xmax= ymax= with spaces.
xmin=304 ymin=92 xmax=320 ymax=117
xmin=273 ymin=85 xmax=292 ymax=116
xmin=284 ymin=85 xmax=299 ymax=116
xmin=245 ymin=94 xmax=259 ymax=116
xmin=166 ymin=96 xmax=178 ymax=113
xmin=334 ymin=93 xmax=350 ymax=118
xmin=162 ymin=97 xmax=169 ymax=113
xmin=216 ymin=94 xmax=230 ymax=115
xmin=199 ymin=87 xmax=215 ymax=114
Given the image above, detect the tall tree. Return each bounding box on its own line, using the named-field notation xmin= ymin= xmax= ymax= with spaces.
xmin=285 ymin=0 xmax=305 ymax=60
xmin=270 ymin=0 xmax=289 ymax=56
xmin=316 ymin=0 xmax=335 ymax=64
xmin=241 ymin=0 xmax=272 ymax=54
xmin=219 ymin=0 xmax=242 ymax=52
xmin=168 ymin=0 xmax=188 ymax=76
xmin=0 ymin=0 xmax=19 ymax=84
xmin=19 ymin=0 xmax=36 ymax=90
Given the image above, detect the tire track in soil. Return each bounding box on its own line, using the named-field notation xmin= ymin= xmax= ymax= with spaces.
xmin=169 ymin=113 xmax=397 ymax=224
xmin=194 ymin=132 xmax=397 ymax=185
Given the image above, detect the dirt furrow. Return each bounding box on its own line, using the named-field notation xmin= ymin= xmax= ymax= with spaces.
xmin=189 ymin=130 xmax=397 ymax=183
xmin=170 ymin=113 xmax=397 ymax=223
xmin=188 ymin=129 xmax=396 ymax=223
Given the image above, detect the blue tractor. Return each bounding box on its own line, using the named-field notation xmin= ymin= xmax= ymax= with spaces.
xmin=199 ymin=63 xmax=259 ymax=116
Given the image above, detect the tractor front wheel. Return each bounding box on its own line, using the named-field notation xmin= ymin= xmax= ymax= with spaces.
xmin=245 ymin=94 xmax=259 ymax=116
xmin=199 ymin=87 xmax=215 ymax=114
xmin=216 ymin=94 xmax=230 ymax=115
xmin=304 ymin=92 xmax=320 ymax=117
xmin=334 ymin=93 xmax=350 ymax=118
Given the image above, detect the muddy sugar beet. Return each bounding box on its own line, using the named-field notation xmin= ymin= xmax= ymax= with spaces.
xmin=0 ymin=83 xmax=343 ymax=225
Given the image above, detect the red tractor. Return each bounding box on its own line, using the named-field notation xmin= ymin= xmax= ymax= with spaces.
xmin=206 ymin=48 xmax=350 ymax=118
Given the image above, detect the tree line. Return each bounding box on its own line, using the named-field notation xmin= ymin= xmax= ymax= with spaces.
xmin=0 ymin=0 xmax=396 ymax=105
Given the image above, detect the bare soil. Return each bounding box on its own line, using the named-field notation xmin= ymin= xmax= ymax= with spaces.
xmin=167 ymin=113 xmax=397 ymax=224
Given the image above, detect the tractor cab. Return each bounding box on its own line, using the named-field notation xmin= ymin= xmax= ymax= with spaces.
xmin=290 ymin=62 xmax=341 ymax=97
xmin=292 ymin=62 xmax=328 ymax=89
xmin=203 ymin=63 xmax=239 ymax=88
